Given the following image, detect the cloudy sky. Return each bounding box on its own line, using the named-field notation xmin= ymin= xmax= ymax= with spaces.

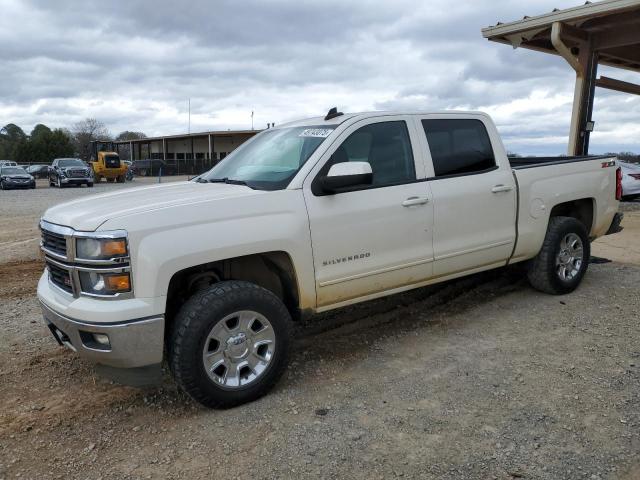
xmin=1 ymin=0 xmax=639 ymax=155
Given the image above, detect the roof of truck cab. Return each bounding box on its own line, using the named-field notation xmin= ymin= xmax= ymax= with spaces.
xmin=277 ymin=111 xmax=489 ymax=128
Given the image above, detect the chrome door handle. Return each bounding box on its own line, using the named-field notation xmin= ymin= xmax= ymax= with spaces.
xmin=402 ymin=196 xmax=430 ymax=207
xmin=491 ymin=184 xmax=513 ymax=193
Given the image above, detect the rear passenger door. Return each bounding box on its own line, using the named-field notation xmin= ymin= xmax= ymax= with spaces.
xmin=417 ymin=116 xmax=516 ymax=277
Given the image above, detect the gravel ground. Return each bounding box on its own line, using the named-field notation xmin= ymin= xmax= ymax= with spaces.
xmin=0 ymin=185 xmax=638 ymax=480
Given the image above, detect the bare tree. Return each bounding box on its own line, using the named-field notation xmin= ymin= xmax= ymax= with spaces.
xmin=72 ymin=118 xmax=111 ymax=160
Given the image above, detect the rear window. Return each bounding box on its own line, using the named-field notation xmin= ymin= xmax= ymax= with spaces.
xmin=105 ymin=155 xmax=120 ymax=168
xmin=421 ymin=119 xmax=496 ymax=178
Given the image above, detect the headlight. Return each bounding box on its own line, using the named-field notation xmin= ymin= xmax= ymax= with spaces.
xmin=76 ymin=237 xmax=128 ymax=260
xmin=79 ymin=271 xmax=131 ymax=295
xmin=59 ymin=170 xmax=66 ymax=178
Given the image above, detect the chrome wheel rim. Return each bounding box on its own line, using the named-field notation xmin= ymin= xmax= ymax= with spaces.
xmin=556 ymin=233 xmax=583 ymax=281
xmin=202 ymin=310 xmax=276 ymax=390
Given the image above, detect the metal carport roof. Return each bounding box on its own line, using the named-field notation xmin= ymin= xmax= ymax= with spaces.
xmin=482 ymin=0 xmax=640 ymax=155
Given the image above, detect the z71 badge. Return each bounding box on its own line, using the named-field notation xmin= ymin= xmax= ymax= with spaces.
xmin=322 ymin=252 xmax=370 ymax=267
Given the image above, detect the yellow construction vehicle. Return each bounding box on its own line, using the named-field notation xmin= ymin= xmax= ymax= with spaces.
xmin=89 ymin=140 xmax=128 ymax=183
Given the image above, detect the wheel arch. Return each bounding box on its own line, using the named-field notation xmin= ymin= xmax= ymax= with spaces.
xmin=164 ymin=251 xmax=301 ymax=343
xmin=548 ymin=198 xmax=595 ymax=236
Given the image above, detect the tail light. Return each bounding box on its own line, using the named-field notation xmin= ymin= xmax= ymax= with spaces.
xmin=616 ymin=167 xmax=622 ymax=201
xmin=630 ymin=173 xmax=640 ymax=181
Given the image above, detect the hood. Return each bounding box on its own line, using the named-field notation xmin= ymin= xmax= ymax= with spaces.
xmin=42 ymin=181 xmax=264 ymax=231
xmin=3 ymin=173 xmax=31 ymax=179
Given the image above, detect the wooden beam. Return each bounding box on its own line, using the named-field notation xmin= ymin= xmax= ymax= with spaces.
xmin=596 ymin=76 xmax=640 ymax=96
xmin=593 ymin=23 xmax=640 ymax=50
xmin=558 ymin=22 xmax=589 ymax=45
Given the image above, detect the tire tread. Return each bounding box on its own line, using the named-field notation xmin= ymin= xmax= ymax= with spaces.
xmin=527 ymin=216 xmax=590 ymax=295
xmin=170 ymin=281 xmax=291 ymax=409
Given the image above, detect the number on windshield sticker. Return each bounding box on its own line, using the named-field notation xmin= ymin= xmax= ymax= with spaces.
xmin=299 ymin=129 xmax=333 ymax=138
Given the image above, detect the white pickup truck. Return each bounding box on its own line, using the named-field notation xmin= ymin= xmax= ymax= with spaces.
xmin=37 ymin=110 xmax=623 ymax=408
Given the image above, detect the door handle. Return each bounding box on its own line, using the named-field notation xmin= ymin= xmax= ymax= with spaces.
xmin=402 ymin=196 xmax=430 ymax=207
xmin=491 ymin=184 xmax=513 ymax=193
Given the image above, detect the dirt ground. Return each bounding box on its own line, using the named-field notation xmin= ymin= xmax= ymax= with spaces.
xmin=0 ymin=183 xmax=638 ymax=480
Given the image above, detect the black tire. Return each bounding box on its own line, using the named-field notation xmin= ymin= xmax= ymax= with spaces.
xmin=527 ymin=216 xmax=590 ymax=295
xmin=170 ymin=281 xmax=292 ymax=408
xmin=87 ymin=182 xmax=94 ymax=188
xmin=0 ymin=181 xmax=5 ymax=190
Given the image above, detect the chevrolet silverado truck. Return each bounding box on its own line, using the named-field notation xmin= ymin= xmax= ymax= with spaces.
xmin=37 ymin=110 xmax=623 ymax=408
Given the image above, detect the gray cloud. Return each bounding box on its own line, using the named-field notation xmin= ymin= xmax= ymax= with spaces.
xmin=0 ymin=0 xmax=638 ymax=154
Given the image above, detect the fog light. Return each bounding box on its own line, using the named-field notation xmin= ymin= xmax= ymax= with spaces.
xmin=93 ymin=333 xmax=110 ymax=346
xmin=79 ymin=331 xmax=111 ymax=351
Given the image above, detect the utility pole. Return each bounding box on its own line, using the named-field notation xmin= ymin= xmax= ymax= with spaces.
xmin=188 ymin=98 xmax=191 ymax=134
xmin=251 ymin=110 xmax=254 ymax=130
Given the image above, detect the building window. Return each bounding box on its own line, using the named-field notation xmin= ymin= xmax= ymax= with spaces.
xmin=177 ymin=153 xmax=185 ymax=160
xmin=196 ymin=152 xmax=205 ymax=159
xmin=166 ymin=152 xmax=175 ymax=160
xmin=220 ymin=152 xmax=227 ymax=159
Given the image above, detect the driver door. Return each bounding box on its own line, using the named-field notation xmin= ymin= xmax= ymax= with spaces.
xmin=303 ymin=116 xmax=434 ymax=308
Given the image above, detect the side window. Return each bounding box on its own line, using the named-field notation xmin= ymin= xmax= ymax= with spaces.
xmin=421 ymin=119 xmax=496 ymax=178
xmin=332 ymin=121 xmax=416 ymax=187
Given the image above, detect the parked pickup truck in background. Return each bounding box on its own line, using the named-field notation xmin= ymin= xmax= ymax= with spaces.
xmin=37 ymin=109 xmax=623 ymax=408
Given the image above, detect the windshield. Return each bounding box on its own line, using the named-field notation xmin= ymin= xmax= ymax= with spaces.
xmin=2 ymin=167 xmax=26 ymax=175
xmin=58 ymin=159 xmax=84 ymax=167
xmin=201 ymin=126 xmax=336 ymax=190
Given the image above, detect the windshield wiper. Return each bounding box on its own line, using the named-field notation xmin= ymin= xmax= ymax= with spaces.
xmin=207 ymin=177 xmax=254 ymax=189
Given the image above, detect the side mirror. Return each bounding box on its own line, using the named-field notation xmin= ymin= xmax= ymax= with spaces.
xmin=320 ymin=161 xmax=373 ymax=193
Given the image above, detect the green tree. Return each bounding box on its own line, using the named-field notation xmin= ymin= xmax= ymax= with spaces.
xmin=0 ymin=123 xmax=27 ymax=159
xmin=72 ymin=118 xmax=111 ymax=161
xmin=115 ymin=131 xmax=146 ymax=141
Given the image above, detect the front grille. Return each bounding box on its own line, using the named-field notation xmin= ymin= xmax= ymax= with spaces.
xmin=47 ymin=261 xmax=73 ymax=293
xmin=67 ymin=169 xmax=86 ymax=178
xmin=41 ymin=229 xmax=67 ymax=257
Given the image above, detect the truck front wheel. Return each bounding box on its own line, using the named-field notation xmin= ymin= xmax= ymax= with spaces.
xmin=527 ymin=216 xmax=590 ymax=295
xmin=169 ymin=281 xmax=292 ymax=408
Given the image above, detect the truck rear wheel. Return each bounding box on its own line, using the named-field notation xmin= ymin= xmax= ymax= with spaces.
xmin=117 ymin=175 xmax=125 ymax=183
xmin=169 ymin=281 xmax=292 ymax=408
xmin=527 ymin=216 xmax=590 ymax=295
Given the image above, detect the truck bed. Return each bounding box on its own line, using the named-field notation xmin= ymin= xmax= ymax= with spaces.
xmin=509 ymin=155 xmax=613 ymax=170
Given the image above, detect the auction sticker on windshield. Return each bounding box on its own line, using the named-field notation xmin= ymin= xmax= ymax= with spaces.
xmin=299 ymin=128 xmax=333 ymax=138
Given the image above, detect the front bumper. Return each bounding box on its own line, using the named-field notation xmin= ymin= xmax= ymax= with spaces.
xmin=60 ymin=177 xmax=92 ymax=184
xmin=3 ymin=179 xmax=35 ymax=188
xmin=40 ymin=300 xmax=164 ymax=368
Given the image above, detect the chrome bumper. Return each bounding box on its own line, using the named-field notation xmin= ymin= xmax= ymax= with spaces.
xmin=40 ymin=300 xmax=164 ymax=368
xmin=60 ymin=177 xmax=92 ymax=183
